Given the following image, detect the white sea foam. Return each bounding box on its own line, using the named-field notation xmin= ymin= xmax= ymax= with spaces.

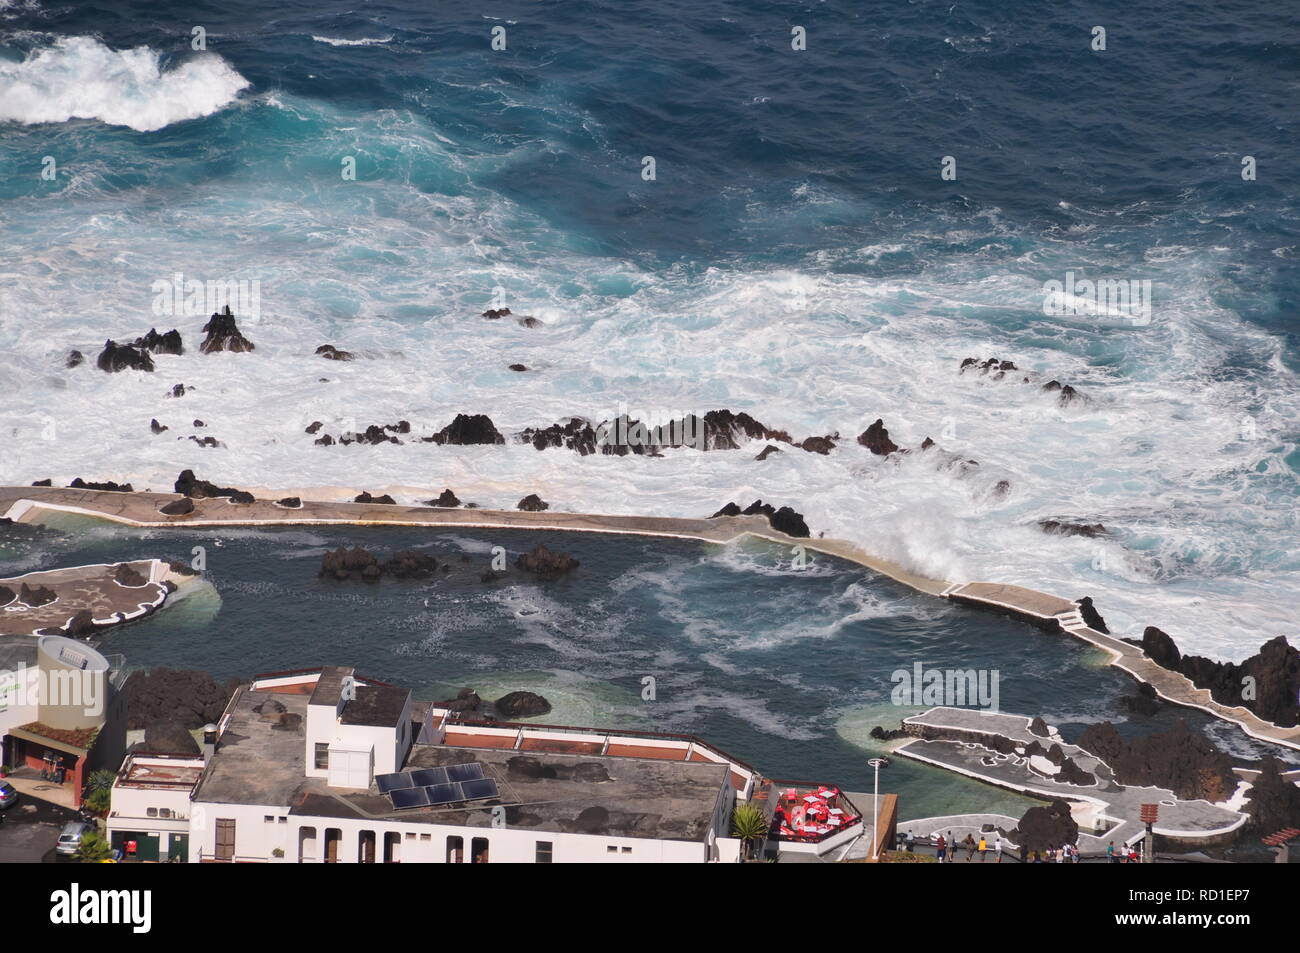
xmin=311 ymin=35 xmax=394 ymax=47
xmin=0 ymin=36 xmax=249 ymax=131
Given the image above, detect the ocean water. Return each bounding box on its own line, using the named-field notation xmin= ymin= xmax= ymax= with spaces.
xmin=7 ymin=520 xmax=1297 ymax=813
xmin=1 ymin=0 xmax=1298 ymax=662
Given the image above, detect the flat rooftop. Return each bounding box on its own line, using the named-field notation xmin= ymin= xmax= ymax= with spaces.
xmin=193 ymin=685 xmax=308 ymax=807
xmin=291 ymin=744 xmax=730 ymax=842
xmin=121 ymin=757 xmax=204 ymax=788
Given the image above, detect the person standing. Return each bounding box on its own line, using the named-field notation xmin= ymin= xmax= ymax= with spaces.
xmin=964 ymin=833 xmax=976 ymax=861
xmin=1107 ymin=841 xmax=1116 ymax=863
xmin=936 ymin=833 xmax=947 ymax=863
xmin=978 ymin=835 xmax=988 ymax=861
xmin=994 ymin=833 xmax=1003 ymax=864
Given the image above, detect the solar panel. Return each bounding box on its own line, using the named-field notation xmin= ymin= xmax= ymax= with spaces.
xmin=410 ymin=767 xmax=448 ymax=787
xmin=461 ymin=778 xmax=499 ymax=801
xmin=425 ymin=782 xmax=461 ymax=805
xmin=389 ymin=786 xmax=430 ymax=809
xmin=446 ymin=762 xmax=483 ymax=783
xmin=376 ymin=773 xmax=414 ymax=794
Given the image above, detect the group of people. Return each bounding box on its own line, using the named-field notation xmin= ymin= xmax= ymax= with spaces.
xmin=899 ymin=828 xmax=1090 ymax=863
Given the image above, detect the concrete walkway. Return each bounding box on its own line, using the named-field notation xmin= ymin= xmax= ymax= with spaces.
xmin=3 ymin=484 xmax=1297 ymax=753
xmin=0 ymin=557 xmax=177 ymax=637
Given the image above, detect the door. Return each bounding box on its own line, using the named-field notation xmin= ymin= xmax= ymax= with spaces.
xmin=214 ymin=819 xmax=235 ymax=861
xmin=169 ymin=834 xmax=189 ymax=862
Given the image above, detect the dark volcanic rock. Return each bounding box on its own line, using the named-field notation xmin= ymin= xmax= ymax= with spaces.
xmin=199 ymin=306 xmax=255 ymax=354
xmin=515 ymin=544 xmax=579 ymax=577
xmin=1246 ymin=755 xmax=1300 ymax=834
xmin=495 ymin=691 xmax=552 ymax=720
xmin=31 ymin=478 xmax=52 ymax=486
xmin=856 ymin=418 xmax=899 ymax=455
xmin=150 ymin=418 xmax=168 ymax=434
xmin=173 ymin=470 xmax=253 ymax=503
xmin=276 ymin=497 xmax=301 ymax=508
xmin=189 ymin=435 xmax=221 ymax=448
xmin=742 ymin=499 xmax=775 ymax=517
xmin=192 ymin=419 xmax=205 ymax=427
xmin=62 ymin=609 xmax=98 ymax=637
xmin=425 ymin=414 xmax=505 ymax=446
xmin=755 ymin=444 xmax=782 ymax=461
xmin=354 ymin=491 xmax=397 ymax=505
xmin=519 ymin=418 xmax=606 ymax=455
xmin=508 ymin=364 xmax=528 ymax=372
xmin=305 ymin=421 xmax=323 ymax=434
xmin=1119 ymin=682 xmax=1161 ymax=716
xmin=133 ymin=328 xmax=184 ymax=355
xmin=383 ymin=550 xmax=437 ymax=579
xmin=1028 ymin=716 xmax=1050 ymax=737
xmin=770 ymin=506 xmax=810 ymax=538
xmin=144 ymin=720 xmax=202 ymax=756
xmin=69 ymin=478 xmax=133 ymax=492
xmin=1077 ymin=720 xmax=1235 ymax=802
xmin=799 ymin=434 xmax=836 ymax=455
xmin=168 ymin=383 xmax=186 ymax=398
xmin=1178 ymin=637 xmax=1300 ymax=729
xmin=518 ymin=316 xmax=543 ymax=328
xmin=319 ymin=546 xmax=383 ymax=582
xmin=1141 ymin=626 xmax=1181 ymax=669
xmin=709 ymin=502 xmax=742 ymax=518
xmin=1075 ymin=596 xmax=1109 ymax=633
xmin=315 ymin=344 xmax=354 ymax=361
xmin=127 ymin=667 xmax=241 ymax=731
xmin=517 ymin=494 xmax=549 ymax=512
xmin=19 ymin=583 xmax=56 ymax=607
xmin=1039 ymin=520 xmax=1108 ymax=539
xmin=1014 ymin=800 xmax=1078 ymax=852
xmin=426 ymin=489 xmax=461 ymax=508
xmin=435 ymin=688 xmax=483 ymax=713
xmin=0 ymin=585 xmax=14 ymax=607
xmin=481 ymin=308 xmax=512 ymax=319
xmin=65 ymin=350 xmax=84 ymax=369
xmin=113 ymin=563 xmax=147 ymax=587
xmin=159 ymin=498 xmax=195 ymax=516
xmin=96 ymin=340 xmax=154 ymax=373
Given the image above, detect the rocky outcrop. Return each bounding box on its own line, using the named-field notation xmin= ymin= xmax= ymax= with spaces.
xmin=18 ymin=583 xmax=56 ymax=607
xmin=508 ymin=363 xmax=528 ymax=372
xmin=113 ymin=563 xmax=147 ymax=587
xmin=426 ymin=489 xmax=461 ymax=508
xmin=1075 ymin=596 xmax=1109 ymax=633
xmin=1077 ymin=720 xmax=1235 ymax=802
xmin=383 ymin=551 xmax=438 ymax=580
xmin=150 ymin=418 xmax=168 ymax=434
xmin=168 ymin=383 xmax=186 ymax=398
xmin=159 ymin=498 xmax=195 ymax=516
xmin=495 ymin=691 xmax=552 ymax=720
xmin=709 ymin=502 xmax=742 ymax=518
xmin=318 ymin=546 xmax=382 ymax=582
xmin=1141 ymin=630 xmax=1300 ymax=728
xmin=1013 ymin=800 xmax=1078 ymax=852
xmin=518 ymin=316 xmax=543 ymax=328
xmin=276 ymin=497 xmax=301 ymax=508
xmin=143 ymin=720 xmax=202 ymax=756
xmin=515 ymin=544 xmax=579 ymax=577
xmin=133 ymin=328 xmax=183 ymax=355
xmin=1028 ymin=716 xmax=1050 ymax=737
xmin=96 ymin=340 xmax=154 ymax=372
xmin=0 ymin=585 xmax=14 ymax=607
xmin=31 ymin=478 xmax=52 ymax=486
xmin=519 ymin=409 xmax=794 ymax=455
xmin=127 ymin=667 xmax=241 ymax=731
xmin=315 ymin=344 xmax=354 ymax=361
xmin=1246 ymin=756 xmax=1300 ymax=833
xmin=517 ymin=494 xmax=549 ymax=512
xmin=770 ymin=506 xmax=810 ymax=538
xmin=65 ymin=350 xmax=85 ymax=368
xmin=1039 ymin=520 xmax=1108 ymax=539
xmin=435 ymin=688 xmax=483 ymax=713
xmin=856 ymin=418 xmax=899 ymax=455
xmin=353 ymin=491 xmax=396 ymax=505
xmin=755 ymin=444 xmax=782 ymax=461
xmin=173 ymin=470 xmax=254 ymax=504
xmin=960 ymin=358 xmax=1084 ymax=407
xmin=69 ymin=478 xmax=133 ymax=492
xmin=425 ymin=414 xmax=505 ymax=446
xmin=799 ymin=434 xmax=836 ymax=455
xmin=1118 ymin=682 xmax=1161 ymax=716
xmin=481 ymin=308 xmax=512 ymax=319
xmin=199 ymin=306 xmax=255 ymax=353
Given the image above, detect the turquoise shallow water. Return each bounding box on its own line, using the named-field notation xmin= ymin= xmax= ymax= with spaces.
xmin=4 ymin=518 xmax=1295 ymax=817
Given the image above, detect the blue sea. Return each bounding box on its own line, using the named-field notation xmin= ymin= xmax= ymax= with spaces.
xmin=1 ymin=0 xmax=1298 ymax=664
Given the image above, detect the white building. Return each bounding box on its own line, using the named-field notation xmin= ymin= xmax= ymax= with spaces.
xmin=113 ymin=665 xmax=862 ymax=863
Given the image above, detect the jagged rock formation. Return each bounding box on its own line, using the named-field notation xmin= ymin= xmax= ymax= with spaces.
xmin=113 ymin=563 xmax=147 ymax=587
xmin=150 ymin=418 xmax=168 ymax=434
xmin=353 ymin=491 xmax=396 ymax=505
xmin=1246 ymin=756 xmax=1300 ymax=834
xmin=96 ymin=340 xmax=154 ymax=372
xmin=315 ymin=344 xmax=354 ymax=361
xmin=199 ymin=306 xmax=255 ymax=353
xmin=133 ymin=328 xmax=183 ymax=355
xmin=1039 ymin=520 xmax=1108 ymax=538
xmin=424 ymin=414 xmax=505 ymax=446
xmin=1013 ymin=800 xmax=1078 ymax=852
xmin=1141 ymin=628 xmax=1300 ymax=728
xmin=495 ymin=691 xmax=552 ymax=720
xmin=1077 ymin=720 xmax=1236 ymax=802
xmin=143 ymin=721 xmax=202 ymax=756
xmin=1075 ymin=596 xmax=1109 ymax=633
xmin=159 ymin=498 xmax=195 ymax=516
xmin=69 ymin=478 xmax=133 ymax=492
xmin=174 ymin=470 xmax=254 ymax=503
xmin=318 ymin=547 xmax=437 ymax=581
xmin=127 ymin=667 xmax=241 ymax=730
xmin=515 ymin=544 xmax=579 ymax=577
xmin=706 ymin=500 xmax=811 ymax=537
xmin=426 ymin=489 xmax=461 ymax=508
xmin=276 ymin=497 xmax=301 ymax=508
xmin=755 ymin=444 xmax=782 ymax=461
xmin=517 ymin=494 xmax=549 ymax=512
xmin=856 ymin=418 xmax=899 ymax=455
xmin=65 ymin=350 xmax=84 ymax=368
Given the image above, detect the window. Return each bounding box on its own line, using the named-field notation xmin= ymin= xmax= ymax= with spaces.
xmin=314 ymin=743 xmax=329 ymax=769
xmin=159 ymin=808 xmax=172 ymax=819
xmin=278 ymin=817 xmax=287 ymax=824
xmin=146 ymin=807 xmax=158 ymax=818
xmin=621 ymin=847 xmax=631 ymax=854
xmin=215 ymin=818 xmax=236 ymax=862
xmin=405 ymin=832 xmax=416 ymax=840
xmin=607 ymin=845 xmax=617 ymax=853
xmin=536 ymin=841 xmax=553 ymax=864
xmin=264 ymin=815 xmax=274 ymax=823
xmin=471 ymin=837 xmax=489 ymax=864
xmin=447 ymin=836 xmax=463 ymax=863
xmin=420 ymin=833 xmax=431 ymax=841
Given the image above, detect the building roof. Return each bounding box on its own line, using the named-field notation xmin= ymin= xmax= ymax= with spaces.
xmin=308 ymin=665 xmax=352 ymax=708
xmin=288 ymin=744 xmax=730 ymax=842
xmin=192 ymin=685 xmax=308 ymax=807
xmin=339 ymin=683 xmax=409 ymax=728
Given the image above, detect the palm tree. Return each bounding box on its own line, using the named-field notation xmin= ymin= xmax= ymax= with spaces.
xmin=731 ymin=802 xmax=768 ymax=858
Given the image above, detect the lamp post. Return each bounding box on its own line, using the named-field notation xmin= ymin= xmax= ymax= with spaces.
xmin=868 ymin=757 xmax=888 ymax=861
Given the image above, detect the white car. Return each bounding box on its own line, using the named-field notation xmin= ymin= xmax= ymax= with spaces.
xmin=55 ymin=821 xmax=91 ymax=856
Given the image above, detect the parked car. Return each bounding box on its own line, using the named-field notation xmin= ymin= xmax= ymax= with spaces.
xmin=55 ymin=821 xmax=90 ymax=855
xmin=0 ymin=781 xmax=17 ymax=809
